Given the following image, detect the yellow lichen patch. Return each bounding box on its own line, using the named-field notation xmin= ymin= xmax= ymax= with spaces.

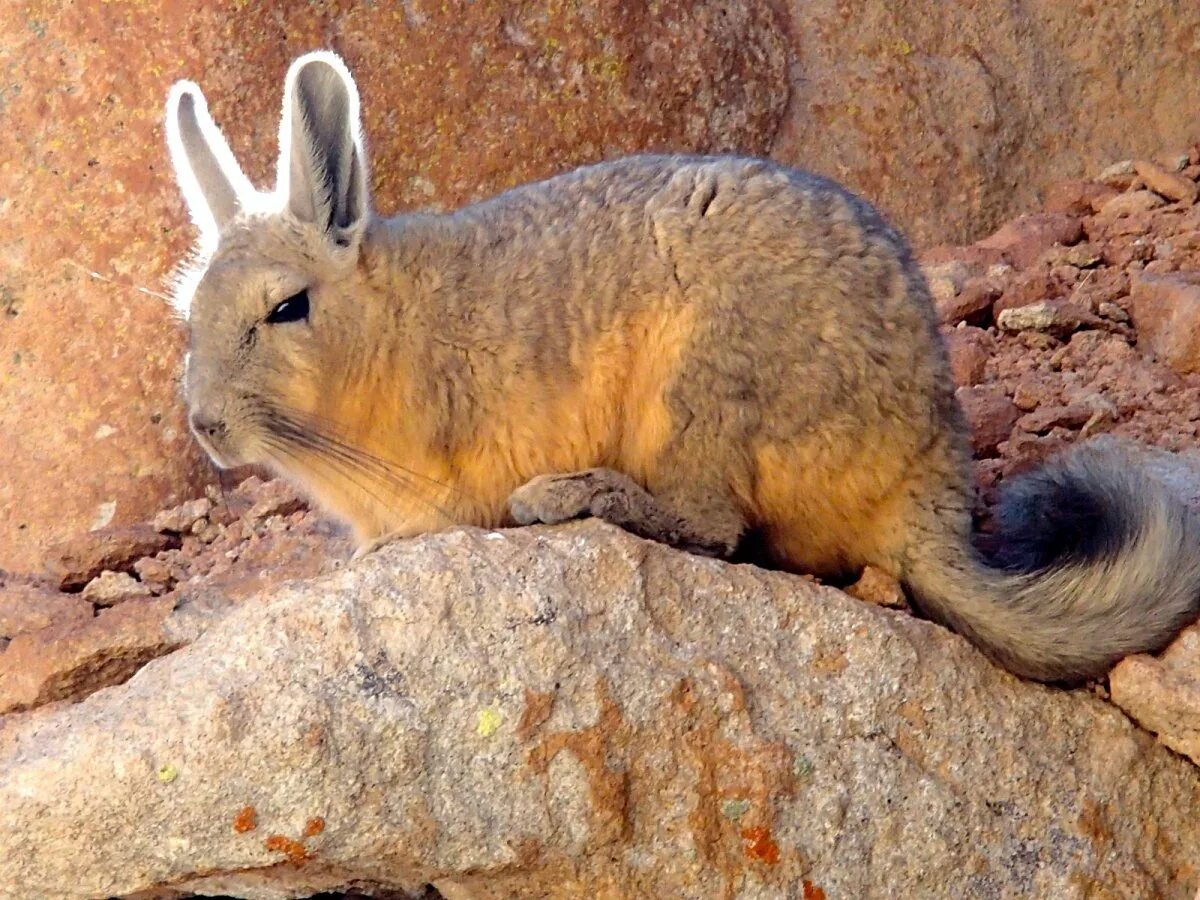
xmin=477 ymin=706 xmax=503 ymax=738
xmin=155 ymin=764 xmax=178 ymax=784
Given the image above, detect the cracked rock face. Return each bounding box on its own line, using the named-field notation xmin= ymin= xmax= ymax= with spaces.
xmin=1 ymin=522 xmax=1196 ymax=899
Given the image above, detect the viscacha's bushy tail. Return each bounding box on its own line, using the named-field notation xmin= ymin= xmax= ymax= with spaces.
xmin=903 ymin=442 xmax=1200 ymax=682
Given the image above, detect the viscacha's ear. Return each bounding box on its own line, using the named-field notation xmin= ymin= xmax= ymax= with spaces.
xmin=165 ymin=81 xmax=255 ymax=250
xmin=278 ymin=51 xmax=369 ymax=247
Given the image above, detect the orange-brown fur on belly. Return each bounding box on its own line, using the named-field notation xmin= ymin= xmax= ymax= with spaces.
xmin=282 ymin=303 xmax=699 ymax=544
xmin=450 ymin=304 xmax=699 ymax=528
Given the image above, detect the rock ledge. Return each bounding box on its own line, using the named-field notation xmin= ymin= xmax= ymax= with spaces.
xmin=1 ymin=522 xmax=1196 ymax=899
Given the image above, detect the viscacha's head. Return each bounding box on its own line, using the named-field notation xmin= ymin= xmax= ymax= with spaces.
xmin=165 ymin=51 xmax=374 ymax=471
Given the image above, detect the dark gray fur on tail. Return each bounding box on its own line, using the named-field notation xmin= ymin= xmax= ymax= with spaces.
xmin=990 ymin=449 xmax=1142 ymax=574
xmin=906 ymin=442 xmax=1200 ymax=682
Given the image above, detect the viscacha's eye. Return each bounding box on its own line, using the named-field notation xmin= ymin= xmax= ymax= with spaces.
xmin=266 ymin=289 xmax=310 ymax=324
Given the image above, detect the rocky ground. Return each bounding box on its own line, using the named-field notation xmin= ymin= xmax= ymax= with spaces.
xmin=928 ymin=153 xmax=1200 ymax=490
xmin=5 ymin=149 xmax=1200 ymax=897
xmin=4 ymin=523 xmax=1198 ymax=899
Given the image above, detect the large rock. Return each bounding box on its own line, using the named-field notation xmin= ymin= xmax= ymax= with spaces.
xmin=0 ymin=0 xmax=789 ymax=573
xmin=0 ymin=597 xmax=177 ymax=715
xmin=1130 ymin=271 xmax=1200 ymax=375
xmin=1110 ymin=444 xmax=1200 ymax=766
xmin=771 ymin=1 xmax=1200 ymax=246
xmin=1 ymin=523 xmax=1195 ymax=899
xmin=0 ymin=578 xmax=92 ymax=641
xmin=956 ymin=385 xmax=1020 ymax=456
xmin=1112 ymin=625 xmax=1200 ymax=768
xmin=974 ymin=213 xmax=1085 ymax=270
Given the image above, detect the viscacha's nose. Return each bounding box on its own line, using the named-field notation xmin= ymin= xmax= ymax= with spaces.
xmin=188 ymin=409 xmax=226 ymax=442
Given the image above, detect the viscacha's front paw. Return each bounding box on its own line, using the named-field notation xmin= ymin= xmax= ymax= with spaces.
xmin=507 ymin=470 xmax=619 ymax=525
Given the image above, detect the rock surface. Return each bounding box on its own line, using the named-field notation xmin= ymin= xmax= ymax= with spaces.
xmin=771 ymin=1 xmax=1200 ymax=246
xmin=922 ymin=147 xmax=1200 ymax=487
xmin=0 ymin=577 xmax=92 ymax=641
xmin=1131 ymin=271 xmax=1200 ymax=374
xmin=1 ymin=523 xmax=1197 ymax=899
xmin=975 ymin=213 xmax=1085 ymax=270
xmin=1109 ymin=446 xmax=1200 ymax=766
xmin=0 ymin=477 xmax=348 ymax=717
xmin=0 ymin=597 xmax=177 ymax=714
xmin=1112 ymin=627 xmax=1200 ymax=768
xmin=944 ymin=325 xmax=994 ymax=387
xmin=956 ymin=386 xmax=1020 ymax=456
xmin=45 ymin=525 xmax=179 ymax=592
xmin=1135 ymin=159 xmax=1200 ymax=206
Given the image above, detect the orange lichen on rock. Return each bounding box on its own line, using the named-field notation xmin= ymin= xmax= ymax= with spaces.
xmin=803 ymin=880 xmax=827 ymax=900
xmin=669 ymin=675 xmax=795 ymax=884
xmin=264 ymin=834 xmax=310 ymax=866
xmin=232 ymin=805 xmax=257 ymax=834
xmin=516 ymin=687 xmax=555 ymax=741
xmin=303 ymin=816 xmax=325 ymax=838
xmin=740 ymin=825 xmax=780 ymax=865
xmin=527 ymin=679 xmax=632 ymax=847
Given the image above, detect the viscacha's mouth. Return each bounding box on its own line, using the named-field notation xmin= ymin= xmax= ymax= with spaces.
xmin=190 ymin=428 xmax=238 ymax=469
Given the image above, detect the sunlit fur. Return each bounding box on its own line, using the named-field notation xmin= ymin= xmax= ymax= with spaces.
xmin=165 ymin=52 xmax=1200 ymax=682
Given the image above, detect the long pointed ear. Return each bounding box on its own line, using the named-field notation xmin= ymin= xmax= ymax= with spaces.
xmin=165 ymin=81 xmax=254 ymax=248
xmin=278 ymin=52 xmax=369 ymax=246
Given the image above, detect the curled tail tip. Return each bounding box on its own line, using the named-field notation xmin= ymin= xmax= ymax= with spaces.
xmin=908 ymin=439 xmax=1200 ymax=683
xmin=997 ymin=441 xmax=1200 ymax=679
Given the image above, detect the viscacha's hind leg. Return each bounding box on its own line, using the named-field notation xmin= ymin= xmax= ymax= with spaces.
xmin=508 ymin=467 xmax=746 ymax=558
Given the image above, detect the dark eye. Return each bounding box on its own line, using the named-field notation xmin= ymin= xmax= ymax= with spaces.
xmin=266 ymin=289 xmax=310 ymax=324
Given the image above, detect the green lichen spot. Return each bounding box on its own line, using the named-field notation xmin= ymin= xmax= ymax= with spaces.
xmin=157 ymin=764 xmax=179 ymax=784
xmin=721 ymin=798 xmax=751 ymax=820
xmin=793 ymin=755 xmax=814 ymax=779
